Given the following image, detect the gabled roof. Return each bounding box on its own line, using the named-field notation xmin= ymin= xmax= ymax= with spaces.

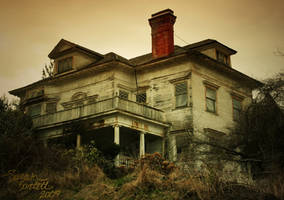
xmin=129 ymin=45 xmax=187 ymax=65
xmin=129 ymin=39 xmax=237 ymax=65
xmin=9 ymin=39 xmax=260 ymax=97
xmin=184 ymin=39 xmax=237 ymax=55
xmin=48 ymin=39 xmax=104 ymax=59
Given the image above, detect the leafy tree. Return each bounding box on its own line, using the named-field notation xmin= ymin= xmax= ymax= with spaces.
xmin=0 ymin=96 xmax=32 ymax=137
xmin=235 ymin=73 xmax=284 ymax=177
xmin=178 ymin=73 xmax=284 ymax=178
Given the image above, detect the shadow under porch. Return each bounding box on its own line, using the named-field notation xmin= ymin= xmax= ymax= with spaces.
xmin=76 ymin=126 xmax=164 ymax=163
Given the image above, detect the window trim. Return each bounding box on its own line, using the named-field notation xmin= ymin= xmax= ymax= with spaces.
xmin=28 ymin=104 xmax=42 ymax=117
xmin=174 ymin=81 xmax=188 ymax=109
xmin=119 ymin=90 xmax=129 ymax=100
xmin=46 ymin=102 xmax=57 ymax=114
xmin=205 ymin=86 xmax=217 ymax=113
xmin=203 ymin=81 xmax=219 ymax=114
xmin=216 ymin=50 xmax=229 ymax=65
xmin=231 ymin=94 xmax=244 ymax=121
xmin=136 ymin=91 xmax=147 ymax=104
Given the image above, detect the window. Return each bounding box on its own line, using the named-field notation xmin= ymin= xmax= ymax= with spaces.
xmin=28 ymin=89 xmax=44 ymax=99
xmin=216 ymin=51 xmax=229 ymax=65
xmin=206 ymin=87 xmax=217 ymax=113
xmin=175 ymin=82 xmax=188 ymax=108
xmin=46 ymin=102 xmax=57 ymax=114
xmin=58 ymin=57 xmax=72 ymax=73
xmin=232 ymin=98 xmax=242 ymax=121
xmin=136 ymin=92 xmax=146 ymax=103
xmin=119 ymin=90 xmax=128 ymax=100
xmin=29 ymin=104 xmax=41 ymax=117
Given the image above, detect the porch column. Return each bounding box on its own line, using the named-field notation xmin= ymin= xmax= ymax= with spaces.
xmin=140 ymin=132 xmax=145 ymax=157
xmin=169 ymin=135 xmax=177 ymax=161
xmin=114 ymin=125 xmax=120 ymax=166
xmin=76 ymin=134 xmax=81 ymax=149
xmin=43 ymin=139 xmax=48 ymax=148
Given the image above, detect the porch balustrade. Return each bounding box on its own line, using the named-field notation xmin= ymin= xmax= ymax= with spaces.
xmin=32 ymin=96 xmax=165 ymax=128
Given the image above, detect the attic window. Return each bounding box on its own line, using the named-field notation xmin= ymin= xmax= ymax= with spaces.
xmin=216 ymin=51 xmax=229 ymax=65
xmin=58 ymin=57 xmax=72 ymax=73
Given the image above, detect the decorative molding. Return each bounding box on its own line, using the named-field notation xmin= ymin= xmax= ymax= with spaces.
xmin=169 ymin=72 xmax=191 ymax=83
xmin=117 ymin=83 xmax=136 ymax=92
xmin=61 ymin=93 xmax=98 ymax=109
xmin=203 ymin=80 xmax=220 ymax=90
xmin=231 ymin=91 xmax=245 ymax=100
xmin=204 ymin=128 xmax=226 ymax=140
xmin=137 ymin=86 xmax=150 ymax=91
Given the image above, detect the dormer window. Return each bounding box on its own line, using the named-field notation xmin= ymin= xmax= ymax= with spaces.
xmin=216 ymin=51 xmax=229 ymax=65
xmin=58 ymin=57 xmax=72 ymax=73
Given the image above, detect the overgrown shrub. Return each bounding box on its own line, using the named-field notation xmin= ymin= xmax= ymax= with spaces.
xmin=138 ymin=152 xmax=175 ymax=175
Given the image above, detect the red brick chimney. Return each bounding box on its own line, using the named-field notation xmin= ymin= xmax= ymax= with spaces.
xmin=149 ymin=9 xmax=176 ymax=58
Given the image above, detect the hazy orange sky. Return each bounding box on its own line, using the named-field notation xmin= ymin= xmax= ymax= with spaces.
xmin=1 ymin=0 xmax=284 ymax=99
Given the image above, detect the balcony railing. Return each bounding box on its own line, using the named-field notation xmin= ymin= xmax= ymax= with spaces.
xmin=32 ymin=96 xmax=165 ymax=128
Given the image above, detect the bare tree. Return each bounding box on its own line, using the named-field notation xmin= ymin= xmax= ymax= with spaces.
xmin=42 ymin=60 xmax=54 ymax=79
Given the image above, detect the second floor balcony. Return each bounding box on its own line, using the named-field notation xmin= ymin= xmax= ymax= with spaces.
xmin=32 ymin=96 xmax=166 ymax=128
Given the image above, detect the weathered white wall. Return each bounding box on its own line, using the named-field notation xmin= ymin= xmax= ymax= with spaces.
xmin=45 ymin=69 xmax=115 ymax=112
xmin=201 ymin=49 xmax=216 ymax=60
xmin=191 ymin=63 xmax=252 ymax=135
xmin=137 ymin=62 xmax=194 ymax=131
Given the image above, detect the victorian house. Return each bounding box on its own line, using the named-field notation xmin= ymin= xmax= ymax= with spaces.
xmin=9 ymin=9 xmax=261 ymax=162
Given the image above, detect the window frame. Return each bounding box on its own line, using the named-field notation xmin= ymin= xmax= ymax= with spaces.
xmin=174 ymin=81 xmax=188 ymax=109
xmin=216 ymin=50 xmax=229 ymax=65
xmin=46 ymin=102 xmax=57 ymax=114
xmin=205 ymin=86 xmax=217 ymax=113
xmin=203 ymin=81 xmax=219 ymax=114
xmin=57 ymin=57 xmax=73 ymax=74
xmin=119 ymin=90 xmax=129 ymax=100
xmin=232 ymin=97 xmax=242 ymax=121
xmin=28 ymin=104 xmax=42 ymax=117
xmin=136 ymin=91 xmax=147 ymax=104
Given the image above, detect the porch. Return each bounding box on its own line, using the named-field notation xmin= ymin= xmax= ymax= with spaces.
xmin=35 ymin=96 xmax=169 ymax=160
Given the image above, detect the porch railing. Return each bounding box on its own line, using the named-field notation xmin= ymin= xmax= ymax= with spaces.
xmin=32 ymin=96 xmax=165 ymax=128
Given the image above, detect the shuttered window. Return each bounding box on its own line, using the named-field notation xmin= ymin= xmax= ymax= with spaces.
xmin=175 ymin=82 xmax=188 ymax=108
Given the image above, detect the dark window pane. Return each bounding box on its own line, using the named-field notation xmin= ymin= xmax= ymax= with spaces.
xmin=46 ymin=103 xmax=56 ymax=113
xmin=119 ymin=90 xmax=128 ymax=100
xmin=29 ymin=104 xmax=41 ymax=117
xmin=58 ymin=57 xmax=72 ymax=73
xmin=233 ymin=108 xmax=241 ymax=121
xmin=136 ymin=92 xmax=146 ymax=103
xmin=233 ymin=99 xmax=241 ymax=109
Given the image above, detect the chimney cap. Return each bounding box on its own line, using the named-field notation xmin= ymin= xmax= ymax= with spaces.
xmin=151 ymin=9 xmax=174 ymax=18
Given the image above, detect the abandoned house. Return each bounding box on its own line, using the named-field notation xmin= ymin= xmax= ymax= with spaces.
xmin=9 ymin=9 xmax=261 ymax=163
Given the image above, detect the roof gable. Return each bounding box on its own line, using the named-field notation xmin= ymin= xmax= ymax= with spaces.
xmin=48 ymin=39 xmax=104 ymax=59
xmin=184 ymin=39 xmax=237 ymax=55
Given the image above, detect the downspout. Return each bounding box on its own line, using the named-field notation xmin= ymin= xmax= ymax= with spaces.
xmin=134 ymin=68 xmax=138 ymax=95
